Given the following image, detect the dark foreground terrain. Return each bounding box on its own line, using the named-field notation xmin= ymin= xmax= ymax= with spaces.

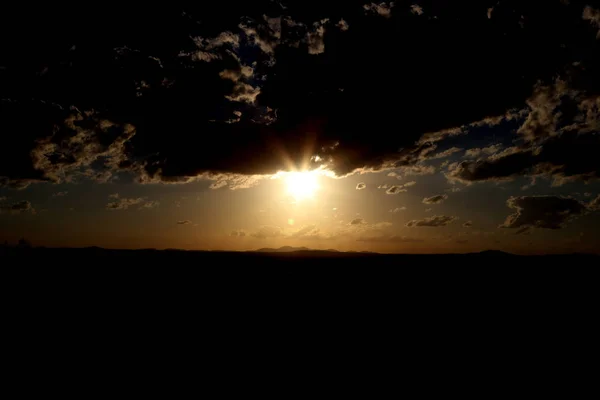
xmin=2 ymin=247 xmax=597 ymax=300
xmin=1 ymin=246 xmax=597 ymax=384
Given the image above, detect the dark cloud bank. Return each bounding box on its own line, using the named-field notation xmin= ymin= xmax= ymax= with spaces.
xmin=1 ymin=1 xmax=599 ymax=189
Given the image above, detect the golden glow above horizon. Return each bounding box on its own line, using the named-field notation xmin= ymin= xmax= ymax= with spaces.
xmin=284 ymin=171 xmax=320 ymax=200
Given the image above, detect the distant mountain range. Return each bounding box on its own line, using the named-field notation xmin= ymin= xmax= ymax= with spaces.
xmin=252 ymin=246 xmax=384 ymax=254
xmin=255 ymin=246 xmax=341 ymax=253
xmin=253 ymin=247 xmax=518 ymax=256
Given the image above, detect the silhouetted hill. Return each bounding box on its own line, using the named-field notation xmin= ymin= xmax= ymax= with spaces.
xmin=475 ymin=250 xmax=515 ymax=257
xmin=1 ymin=246 xmax=597 ymax=319
xmin=255 ymin=246 xmax=313 ymax=253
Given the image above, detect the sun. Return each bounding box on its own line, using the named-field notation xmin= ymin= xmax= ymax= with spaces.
xmin=285 ymin=171 xmax=319 ymax=200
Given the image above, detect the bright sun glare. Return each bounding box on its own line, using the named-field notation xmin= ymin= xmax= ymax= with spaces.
xmin=285 ymin=171 xmax=319 ymax=200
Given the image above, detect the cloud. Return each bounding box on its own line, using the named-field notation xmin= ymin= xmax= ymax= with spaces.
xmin=390 ymin=207 xmax=407 ymax=213
xmin=463 ymin=144 xmax=503 ymax=159
xmin=386 ymin=186 xmax=407 ymax=195
xmin=402 ymin=165 xmax=436 ymax=176
xmin=403 ymin=181 xmax=416 ymax=187
xmin=225 ymin=82 xmax=261 ymax=104
xmin=2 ymin=3 xmax=598 ymax=187
xmin=208 ymin=174 xmax=266 ymax=190
xmin=364 ymin=2 xmax=395 ymax=18
xmin=356 ymin=182 xmax=367 ymax=190
xmin=487 ymin=7 xmax=494 ymax=19
xmin=52 ymin=191 xmax=68 ymax=197
xmin=406 ymin=215 xmax=458 ymax=227
xmin=177 ymin=220 xmax=192 ymax=225
xmin=422 ymin=194 xmax=448 ymax=204
xmin=188 ymin=31 xmax=240 ymax=62
xmin=410 ymin=5 xmax=424 ymax=16
xmin=590 ymin=195 xmax=600 ymax=210
xmin=349 ymin=218 xmax=366 ymax=225
xmin=230 ymin=230 xmax=246 ymax=237
xmin=288 ymin=225 xmax=320 ymax=239
xmin=446 ymin=147 xmax=535 ymax=184
xmin=141 ymin=201 xmax=160 ymax=209
xmin=583 ymin=6 xmax=600 ymax=39
xmin=239 ymin=16 xmax=281 ymax=54
xmin=447 ymin=98 xmax=600 ymax=186
xmin=500 ymin=196 xmax=586 ymax=230
xmin=25 ymin=112 xmax=136 ymax=185
xmin=463 ymin=221 xmax=473 ymax=228
xmin=307 ymin=19 xmax=329 ymax=55
xmin=336 ymin=19 xmax=349 ymax=31
xmin=429 ymin=147 xmax=463 ymax=160
xmin=251 ymin=225 xmax=282 ymax=239
xmin=106 ymin=197 xmax=145 ymax=210
xmin=106 ymin=194 xmax=158 ymax=210
xmin=0 ymin=200 xmax=35 ymax=214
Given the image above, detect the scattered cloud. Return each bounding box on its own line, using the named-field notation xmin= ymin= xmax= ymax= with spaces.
xmin=463 ymin=221 xmax=473 ymax=228
xmin=403 ymin=181 xmax=416 ymax=187
xmin=583 ymin=6 xmax=600 ymax=39
xmin=177 ymin=220 xmax=192 ymax=225
xmin=106 ymin=194 xmax=158 ymax=210
xmin=422 ymin=194 xmax=448 ymax=204
xmin=140 ymin=201 xmax=160 ymax=209
xmin=386 ymin=186 xmax=407 ymax=195
xmin=2 ymin=3 xmax=598 ymax=189
xmin=406 ymin=215 xmax=458 ymax=227
xmin=410 ymin=5 xmax=424 ymax=16
xmin=106 ymin=197 xmax=145 ymax=210
xmin=288 ymin=225 xmax=320 ymax=239
xmin=336 ymin=19 xmax=349 ymax=31
xmin=463 ymin=144 xmax=503 ymax=159
xmin=356 ymin=182 xmax=367 ymax=190
xmin=588 ymin=195 xmax=600 ymax=210
xmin=0 ymin=200 xmax=35 ymax=214
xmin=402 ymin=164 xmax=436 ymax=176
xmin=307 ymin=19 xmax=329 ymax=55
xmin=364 ymin=2 xmax=395 ymax=18
xmin=500 ymin=196 xmax=586 ymax=230
xmin=251 ymin=225 xmax=282 ymax=239
xmin=349 ymin=218 xmax=366 ymax=225
xmin=390 ymin=207 xmax=406 ymax=213
xmin=208 ymin=174 xmax=265 ymax=190
xmin=429 ymin=147 xmax=463 ymax=160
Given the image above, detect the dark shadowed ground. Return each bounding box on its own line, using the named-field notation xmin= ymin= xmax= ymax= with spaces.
xmin=1 ymin=246 xmax=597 ymax=392
xmin=3 ymin=247 xmax=597 ymax=302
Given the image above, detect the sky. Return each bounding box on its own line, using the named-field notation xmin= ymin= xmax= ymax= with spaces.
xmin=1 ymin=0 xmax=600 ymax=253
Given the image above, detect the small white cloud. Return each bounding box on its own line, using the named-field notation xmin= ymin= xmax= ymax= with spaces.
xmin=410 ymin=4 xmax=424 ymax=15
